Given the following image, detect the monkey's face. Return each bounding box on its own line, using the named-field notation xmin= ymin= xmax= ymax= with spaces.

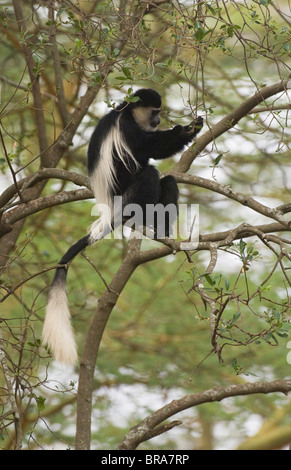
xmin=132 ymin=106 xmax=161 ymax=132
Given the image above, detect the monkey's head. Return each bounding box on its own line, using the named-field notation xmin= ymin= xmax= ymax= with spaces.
xmin=130 ymin=88 xmax=162 ymax=132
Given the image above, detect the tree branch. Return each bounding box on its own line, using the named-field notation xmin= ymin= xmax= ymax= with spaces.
xmin=12 ymin=0 xmax=48 ymax=161
xmin=76 ymin=238 xmax=142 ymax=450
xmin=0 ymin=168 xmax=89 ymax=210
xmin=173 ymin=78 xmax=291 ymax=173
xmin=135 ymin=221 xmax=289 ymax=266
xmin=2 ymin=188 xmax=92 ymax=234
xmin=48 ymin=6 xmax=70 ymax=126
xmin=174 ymin=172 xmax=289 ymax=226
xmin=118 ymin=379 xmax=291 ymax=449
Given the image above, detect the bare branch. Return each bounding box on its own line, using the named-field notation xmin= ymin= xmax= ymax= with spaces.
xmin=2 ymin=188 xmax=92 ymax=236
xmin=174 ymin=78 xmax=291 ymax=173
xmin=48 ymin=6 xmax=70 ymax=126
xmin=118 ymin=379 xmax=291 ymax=449
xmin=174 ymin=172 xmax=289 ymax=226
xmin=0 ymin=168 xmax=89 ymax=210
xmin=76 ymin=238 xmax=142 ymax=450
xmin=12 ymin=0 xmax=48 ymax=161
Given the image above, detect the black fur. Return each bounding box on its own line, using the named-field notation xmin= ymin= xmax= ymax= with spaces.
xmin=43 ymin=88 xmax=204 ymax=363
xmin=52 ymin=234 xmax=90 ymax=283
xmin=88 ymin=89 xmax=201 ymax=193
xmin=53 ymin=89 xmax=203 ymax=277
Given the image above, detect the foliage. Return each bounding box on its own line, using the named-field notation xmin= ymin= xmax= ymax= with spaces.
xmin=0 ymin=0 xmax=290 ymax=451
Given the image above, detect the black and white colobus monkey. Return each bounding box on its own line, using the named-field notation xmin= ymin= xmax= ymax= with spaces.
xmin=42 ymin=88 xmax=203 ymax=364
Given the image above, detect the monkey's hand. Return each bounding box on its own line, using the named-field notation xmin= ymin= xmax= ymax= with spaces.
xmin=185 ymin=116 xmax=204 ymax=136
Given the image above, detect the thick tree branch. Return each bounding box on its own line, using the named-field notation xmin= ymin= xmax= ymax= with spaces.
xmin=48 ymin=6 xmax=70 ymax=127
xmin=12 ymin=0 xmax=48 ymax=161
xmin=118 ymin=379 xmax=291 ymax=449
xmin=2 ymin=188 xmax=92 ymax=234
xmin=0 ymin=83 xmax=101 ymax=263
xmin=0 ymin=168 xmax=89 ymax=210
xmin=135 ymin=221 xmax=289 ymax=265
xmin=173 ymin=78 xmax=291 ymax=173
xmin=44 ymin=84 xmax=102 ymax=169
xmin=76 ymin=238 xmax=142 ymax=450
xmin=174 ymin=172 xmax=290 ymax=226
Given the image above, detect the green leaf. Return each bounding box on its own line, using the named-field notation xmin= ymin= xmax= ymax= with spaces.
xmin=122 ymin=66 xmax=133 ymax=80
xmin=230 ymin=311 xmax=241 ymax=327
xmin=206 ymin=4 xmax=216 ymax=15
xmin=239 ymin=239 xmax=246 ymax=254
xmin=214 ymin=153 xmax=223 ymax=165
xmin=283 ymin=42 xmax=291 ymax=53
xmin=194 ymin=27 xmax=205 ymax=41
xmin=204 ymin=273 xmax=216 ymax=286
xmin=276 ymin=331 xmax=288 ymax=338
xmin=265 ymin=332 xmax=278 ymax=345
xmin=35 ymin=395 xmax=46 ymax=411
xmin=90 ymin=71 xmax=102 ymax=84
xmin=112 ymin=47 xmax=120 ymax=57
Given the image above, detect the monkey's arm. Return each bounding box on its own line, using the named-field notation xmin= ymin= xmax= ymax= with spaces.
xmin=132 ymin=116 xmax=203 ymax=162
xmin=184 ymin=116 xmax=204 ymax=137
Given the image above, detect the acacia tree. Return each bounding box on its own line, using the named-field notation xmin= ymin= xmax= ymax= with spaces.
xmin=0 ymin=0 xmax=291 ymax=450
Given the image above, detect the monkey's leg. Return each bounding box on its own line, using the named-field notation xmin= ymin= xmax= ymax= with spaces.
xmin=121 ymin=169 xmax=179 ymax=239
xmin=121 ymin=166 xmax=161 ymax=228
xmin=157 ymin=175 xmax=179 ymax=238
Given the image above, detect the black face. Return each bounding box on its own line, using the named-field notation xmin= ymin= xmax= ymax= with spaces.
xmin=149 ymin=109 xmax=161 ymax=128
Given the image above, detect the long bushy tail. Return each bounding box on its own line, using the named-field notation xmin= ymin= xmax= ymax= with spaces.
xmin=42 ymin=234 xmax=91 ymax=365
xmin=43 ymin=214 xmax=116 ymax=364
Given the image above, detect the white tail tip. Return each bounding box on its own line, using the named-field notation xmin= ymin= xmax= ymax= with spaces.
xmin=42 ymin=281 xmax=78 ymax=365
